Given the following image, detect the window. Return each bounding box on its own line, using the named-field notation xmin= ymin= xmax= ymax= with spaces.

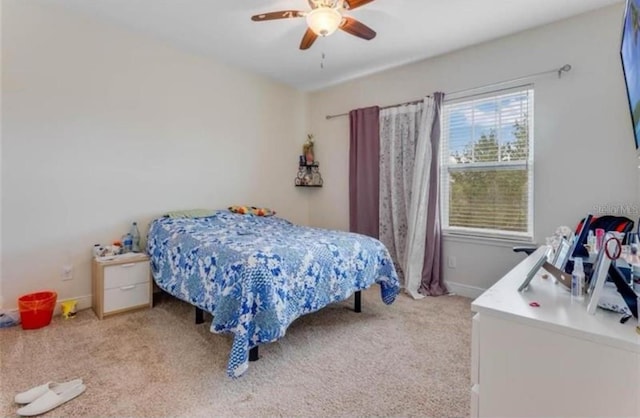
xmin=441 ymin=86 xmax=534 ymax=240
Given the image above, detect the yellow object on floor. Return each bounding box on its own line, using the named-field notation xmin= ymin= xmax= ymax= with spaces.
xmin=61 ymin=300 xmax=77 ymax=319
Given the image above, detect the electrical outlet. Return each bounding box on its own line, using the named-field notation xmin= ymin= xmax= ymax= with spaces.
xmin=62 ymin=265 xmax=73 ymax=281
xmin=447 ymin=256 xmax=456 ymax=269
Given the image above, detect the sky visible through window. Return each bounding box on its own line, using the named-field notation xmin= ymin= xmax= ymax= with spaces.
xmin=446 ymin=92 xmax=529 ymax=161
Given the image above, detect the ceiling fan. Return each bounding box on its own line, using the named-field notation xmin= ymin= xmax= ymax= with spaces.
xmin=251 ymin=0 xmax=377 ymax=50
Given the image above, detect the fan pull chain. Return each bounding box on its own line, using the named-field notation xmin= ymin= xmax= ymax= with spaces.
xmin=320 ymin=52 xmax=326 ymax=69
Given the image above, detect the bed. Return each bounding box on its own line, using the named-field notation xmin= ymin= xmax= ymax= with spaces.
xmin=147 ymin=210 xmax=400 ymax=377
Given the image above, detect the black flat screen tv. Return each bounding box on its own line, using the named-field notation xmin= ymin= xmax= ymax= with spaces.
xmin=621 ymin=0 xmax=640 ymax=150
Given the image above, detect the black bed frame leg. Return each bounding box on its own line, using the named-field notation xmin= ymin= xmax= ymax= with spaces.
xmin=354 ymin=291 xmax=361 ymax=313
xmin=249 ymin=346 xmax=259 ymax=362
xmin=195 ymin=307 xmax=204 ymax=324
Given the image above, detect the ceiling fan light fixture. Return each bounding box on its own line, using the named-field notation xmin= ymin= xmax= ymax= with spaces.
xmin=306 ymin=8 xmax=342 ymax=37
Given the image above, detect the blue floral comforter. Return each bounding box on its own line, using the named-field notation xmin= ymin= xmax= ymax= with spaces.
xmin=147 ymin=211 xmax=400 ymax=377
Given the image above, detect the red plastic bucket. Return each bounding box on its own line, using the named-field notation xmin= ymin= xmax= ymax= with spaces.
xmin=18 ymin=291 xmax=57 ymax=330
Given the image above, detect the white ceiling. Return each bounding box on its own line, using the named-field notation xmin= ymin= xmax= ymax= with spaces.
xmin=42 ymin=0 xmax=623 ymax=91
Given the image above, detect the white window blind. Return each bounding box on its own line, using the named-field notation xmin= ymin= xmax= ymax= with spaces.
xmin=441 ymin=86 xmax=534 ymax=239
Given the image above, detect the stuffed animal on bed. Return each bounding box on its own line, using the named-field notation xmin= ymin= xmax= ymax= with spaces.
xmin=228 ymin=206 xmax=276 ymax=217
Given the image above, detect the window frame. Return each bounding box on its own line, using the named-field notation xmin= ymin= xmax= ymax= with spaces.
xmin=440 ymin=85 xmax=535 ymax=242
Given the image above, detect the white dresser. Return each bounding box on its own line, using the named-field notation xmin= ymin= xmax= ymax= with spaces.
xmin=471 ymin=246 xmax=640 ymax=417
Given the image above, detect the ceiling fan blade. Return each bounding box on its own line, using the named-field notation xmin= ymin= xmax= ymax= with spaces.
xmin=251 ymin=10 xmax=303 ymax=21
xmin=344 ymin=0 xmax=375 ymax=10
xmin=300 ymin=28 xmax=318 ymax=50
xmin=340 ymin=16 xmax=376 ymax=40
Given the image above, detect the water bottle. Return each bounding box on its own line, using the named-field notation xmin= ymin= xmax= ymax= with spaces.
xmin=122 ymin=234 xmax=133 ymax=253
xmin=130 ymin=222 xmax=141 ymax=252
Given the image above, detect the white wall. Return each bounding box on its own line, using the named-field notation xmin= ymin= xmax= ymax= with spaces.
xmin=1 ymin=1 xmax=310 ymax=309
xmin=308 ymin=4 xmax=640 ymax=297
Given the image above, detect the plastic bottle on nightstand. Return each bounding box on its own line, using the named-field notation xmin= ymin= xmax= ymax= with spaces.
xmin=571 ymin=257 xmax=585 ymax=301
xmin=130 ymin=222 xmax=141 ymax=252
xmin=122 ymin=234 xmax=133 ymax=253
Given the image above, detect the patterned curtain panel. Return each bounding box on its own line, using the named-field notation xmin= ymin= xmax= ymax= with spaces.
xmin=379 ymin=94 xmax=447 ymax=298
xmin=378 ymin=104 xmax=422 ymax=286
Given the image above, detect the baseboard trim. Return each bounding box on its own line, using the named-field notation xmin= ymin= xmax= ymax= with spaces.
xmin=446 ymin=281 xmax=485 ymax=299
xmin=0 ymin=294 xmax=92 ymax=320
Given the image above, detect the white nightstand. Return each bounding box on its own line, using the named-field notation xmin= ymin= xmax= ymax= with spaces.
xmin=92 ymin=253 xmax=152 ymax=319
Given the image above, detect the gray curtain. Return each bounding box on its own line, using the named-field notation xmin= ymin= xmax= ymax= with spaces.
xmin=349 ymin=106 xmax=380 ymax=238
xmin=419 ymin=92 xmax=447 ymax=296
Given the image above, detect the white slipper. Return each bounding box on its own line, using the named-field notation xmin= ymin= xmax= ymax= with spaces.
xmin=14 ymin=379 xmax=83 ymax=404
xmin=16 ymin=383 xmax=86 ymax=416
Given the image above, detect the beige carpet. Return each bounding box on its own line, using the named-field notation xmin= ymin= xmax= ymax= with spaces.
xmin=0 ymin=288 xmax=471 ymax=417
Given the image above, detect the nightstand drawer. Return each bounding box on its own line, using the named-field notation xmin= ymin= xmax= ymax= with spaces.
xmin=103 ymin=283 xmax=150 ymax=313
xmin=104 ymin=261 xmax=149 ymax=290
